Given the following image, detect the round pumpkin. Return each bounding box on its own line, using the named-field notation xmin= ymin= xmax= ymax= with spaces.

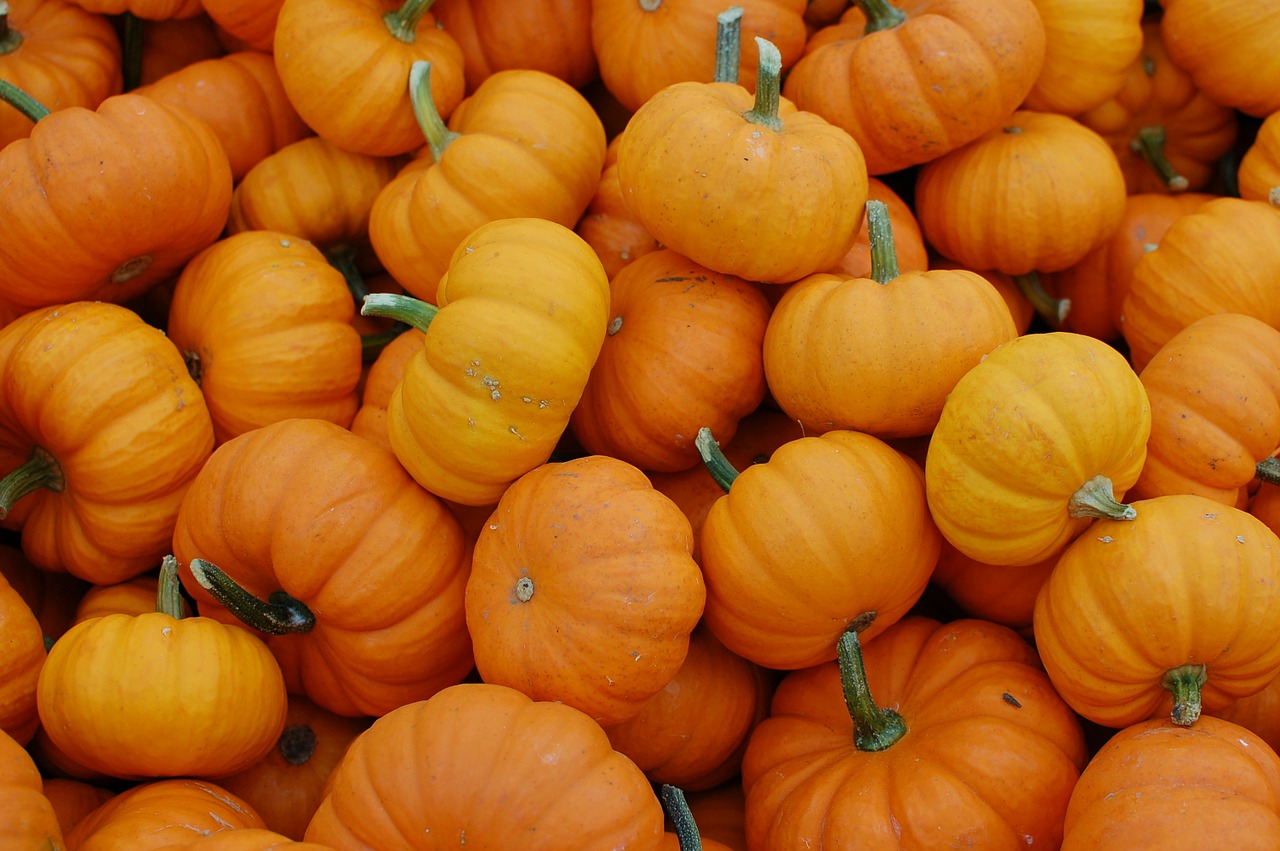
xmin=67 ymin=779 xmax=266 ymax=850
xmin=0 ymin=568 xmax=44 ymax=746
xmin=0 ymin=727 xmax=64 ymax=850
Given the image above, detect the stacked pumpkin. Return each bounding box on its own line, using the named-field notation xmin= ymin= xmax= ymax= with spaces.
xmin=3 ymin=0 xmax=1280 ymax=848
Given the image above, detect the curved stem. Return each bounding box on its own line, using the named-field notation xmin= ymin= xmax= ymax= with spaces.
xmin=1068 ymin=474 xmax=1136 ymax=521
xmin=0 ymin=447 xmax=64 ymax=520
xmin=361 ymin=292 xmax=439 ymax=334
xmin=838 ymin=615 xmax=908 ymax=751
xmin=742 ymin=38 xmax=783 ymax=132
xmin=1013 ymin=272 xmax=1071 ymax=328
xmin=1162 ymin=664 xmax=1206 ymax=726
xmin=695 ymin=427 xmax=739 ymax=492
xmin=121 ymin=12 xmax=143 ymax=92
xmin=1130 ymin=126 xmax=1189 ymax=192
xmin=865 ymin=200 xmax=899 ymax=285
xmin=409 ymin=60 xmax=460 ymax=163
xmin=854 ymin=0 xmax=907 ymax=33
xmin=714 ymin=6 xmax=743 ymax=85
xmin=383 ymin=0 xmax=436 ymax=43
xmin=0 ymin=78 xmax=48 ymax=123
xmin=0 ymin=3 xmax=24 ymax=56
xmin=1257 ymin=457 xmax=1280 ymax=485
xmin=156 ymin=555 xmax=187 ymax=619
xmin=188 ymin=558 xmax=315 ymax=635
xmin=660 ymin=785 xmax=702 ymax=851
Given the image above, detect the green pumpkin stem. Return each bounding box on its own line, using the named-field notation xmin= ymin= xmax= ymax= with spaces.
xmin=742 ymin=37 xmax=783 ymax=133
xmin=1013 ymin=272 xmax=1071 ymax=328
xmin=1068 ymin=475 xmax=1136 ymax=520
xmin=660 ymin=785 xmax=703 ymax=851
xmin=854 ymin=0 xmax=907 ymax=33
xmin=714 ymin=6 xmax=744 ymax=84
xmin=0 ymin=3 xmax=24 ymax=55
xmin=0 ymin=446 xmax=63 ymax=520
xmin=0 ymin=77 xmax=49 ymax=123
xmin=409 ymin=60 xmax=459 ymax=162
xmin=865 ymin=200 xmax=899 ymax=285
xmin=838 ymin=614 xmax=908 ymax=751
xmin=1130 ymin=126 xmax=1189 ymax=192
xmin=188 ymin=558 xmax=316 ymax=635
xmin=121 ymin=12 xmax=144 ymax=92
xmin=156 ymin=555 xmax=187 ymax=620
xmin=695 ymin=427 xmax=739 ymax=492
xmin=1162 ymin=664 xmax=1207 ymax=726
xmin=384 ymin=0 xmax=437 ymax=43
xmin=1257 ymin=457 xmax=1280 ymax=485
xmin=361 ymin=292 xmax=439 ymax=334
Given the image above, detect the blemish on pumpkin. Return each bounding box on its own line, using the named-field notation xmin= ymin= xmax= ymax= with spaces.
xmin=515 ymin=576 xmax=534 ymax=603
xmin=1002 ymin=693 xmax=1022 ymax=708
xmin=110 ymin=255 xmax=152 ymax=284
xmin=1238 ymin=536 xmax=1246 ymax=543
xmin=280 ymin=239 xmax=291 ymax=248
xmin=1098 ymin=536 xmax=1113 ymax=543
xmin=509 ymin=426 xmax=525 ymax=440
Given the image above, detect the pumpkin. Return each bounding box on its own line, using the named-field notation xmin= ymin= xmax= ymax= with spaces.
xmin=928 ymin=540 xmax=1056 ymax=636
xmin=41 ymin=778 xmax=113 ymax=840
xmin=683 ymin=783 xmax=748 ymax=851
xmin=0 ymin=544 xmax=87 ymax=642
xmin=1034 ymin=493 xmax=1280 ymax=728
xmin=1021 ymin=0 xmax=1143 ymax=116
xmin=0 ymin=85 xmax=231 ymax=309
xmin=569 ymin=248 xmax=772 ymax=473
xmin=199 ymin=0 xmax=284 ymax=51
xmin=0 ymin=302 xmax=215 ymax=584
xmin=763 ymin=200 xmax=1018 ymax=439
xmin=1061 ymin=716 xmax=1280 ymax=849
xmin=0 ymin=568 xmax=44 ymax=746
xmin=434 ymin=0 xmax=596 ymax=92
xmin=660 ymin=784 xmax=736 ymax=851
xmin=828 ymin=177 xmax=928 ymax=279
xmin=915 ymin=110 xmax=1128 ymax=276
xmin=925 ymin=331 xmax=1151 ymax=566
xmin=1213 ymin=674 xmax=1280 ymax=757
xmin=272 ymin=0 xmax=465 ymax=157
xmin=37 ymin=556 xmax=289 ymax=780
xmin=67 ymin=779 xmax=265 ymax=850
xmin=173 ymin=418 xmax=473 ymax=717
xmin=465 ymin=454 xmax=705 ymax=726
xmin=360 ymin=218 xmax=610 ymax=506
xmin=0 ymin=0 xmax=121 ymax=151
xmin=348 ymin=327 xmax=424 ymax=450
xmin=1159 ymin=0 xmax=1280 ymax=118
xmin=166 ymin=231 xmax=364 ymax=444
xmin=368 ymin=62 xmax=606 ymax=305
xmin=575 ymin=137 xmax=662 ymax=281
xmin=697 ymin=428 xmax=941 ymax=669
xmin=616 ymin=37 xmax=869 ymax=284
xmin=72 ymin=573 xmax=188 ymax=623
xmin=1254 ymin=480 xmax=1280 ymax=538
xmin=169 ymin=830 xmax=337 ymax=850
xmin=69 ymin=0 xmax=203 ymax=18
xmin=1239 ymin=110 xmax=1280 ymax=203
xmin=0 ymin=726 xmax=65 ymax=850
xmin=741 ymin=616 xmax=1087 ymax=848
xmin=783 ymin=0 xmax=1046 ymax=175
xmin=136 ymin=14 xmax=226 ymax=84
xmin=305 ymin=683 xmax=666 ymax=848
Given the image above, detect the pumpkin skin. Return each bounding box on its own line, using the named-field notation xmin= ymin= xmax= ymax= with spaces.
xmin=169 ymin=830 xmax=337 ymax=850
xmin=166 ymin=231 xmax=364 ymax=445
xmin=784 ymin=0 xmax=1046 ymax=175
xmin=0 ymin=91 xmax=232 ymax=309
xmin=1034 ymin=494 xmax=1280 ymax=729
xmin=0 ymin=727 xmax=65 ymax=850
xmin=925 ymin=332 xmax=1151 ymax=566
xmin=0 ymin=569 xmax=44 ymax=746
xmin=928 ymin=540 xmax=1056 ymax=636
xmin=1239 ymin=110 xmax=1280 ymax=203
xmin=73 ymin=574 xmax=187 ymax=624
xmin=0 ymin=302 xmax=216 ymax=583
xmin=1021 ymin=0 xmax=1143 ymax=116
xmin=69 ymin=0 xmax=203 ymax=18
xmin=136 ymin=14 xmax=226 ymax=84
xmin=465 ymin=454 xmax=705 ymax=726
xmin=41 ymin=777 xmax=114 ymax=839
xmin=173 ymin=418 xmax=474 ymax=718
xmin=828 ymin=177 xmax=928 ymax=279
xmin=1061 ymin=716 xmax=1280 ymax=849
xmin=199 ymin=0 xmax=284 ymax=51
xmin=1214 ymin=675 xmax=1280 ymax=757
xmin=741 ymin=617 xmax=1087 ymax=849
xmin=570 ymin=249 xmax=772 ymax=473
xmin=306 ymin=683 xmax=666 ymax=849
xmin=575 ymin=139 xmax=662 ymax=281
xmin=434 ymin=0 xmax=596 ymax=92
xmin=67 ymin=779 xmax=266 ymax=850
xmin=0 ymin=0 xmax=121 ymax=150
xmin=700 ymin=430 xmax=941 ymax=669
xmin=1159 ymin=0 xmax=1280 ymax=118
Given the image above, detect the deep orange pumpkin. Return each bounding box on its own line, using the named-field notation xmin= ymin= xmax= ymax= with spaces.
xmin=0 ymin=568 xmax=44 ymax=746
xmin=67 ymin=779 xmax=265 ymax=850
xmin=0 ymin=727 xmax=65 ymax=849
xmin=1159 ymin=0 xmax=1280 ymax=118
xmin=1021 ymin=0 xmax=1143 ymax=116
xmin=434 ymin=0 xmax=596 ymax=92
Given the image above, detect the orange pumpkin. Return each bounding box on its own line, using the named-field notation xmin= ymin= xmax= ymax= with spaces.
xmin=1021 ymin=0 xmax=1143 ymax=116
xmin=1239 ymin=110 xmax=1280 ymax=203
xmin=1159 ymin=0 xmax=1280 ymax=118
xmin=72 ymin=573 xmax=188 ymax=623
xmin=41 ymin=777 xmax=113 ymax=840
xmin=67 ymin=779 xmax=265 ymax=850
xmin=928 ymin=540 xmax=1056 ymax=636
xmin=0 ymin=567 xmax=43 ymax=746
xmin=0 ymin=727 xmax=65 ymax=849
xmin=199 ymin=0 xmax=284 ymax=51
xmin=136 ymin=14 xmax=226 ymax=84
xmin=828 ymin=177 xmax=928 ymax=278
xmin=434 ymin=0 xmax=596 ymax=92
xmin=70 ymin=0 xmax=203 ymax=18
xmin=0 ymin=546 xmax=86 ymax=643
xmin=168 ymin=830 xmax=337 ymax=850
xmin=348 ymin=327 xmax=424 ymax=450
xmin=575 ymin=138 xmax=662 ymax=280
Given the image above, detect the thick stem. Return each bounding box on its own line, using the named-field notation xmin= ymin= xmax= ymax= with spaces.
xmin=1130 ymin=126 xmax=1189 ymax=192
xmin=1257 ymin=457 xmax=1280 ymax=485
xmin=661 ymin=785 xmax=702 ymax=851
xmin=714 ymin=6 xmax=744 ymax=85
xmin=1162 ymin=664 xmax=1206 ymax=726
xmin=121 ymin=12 xmax=143 ymax=92
xmin=1013 ymin=272 xmax=1071 ymax=328
xmin=188 ymin=558 xmax=315 ymax=635
xmin=383 ymin=0 xmax=436 ymax=43
xmin=361 ymin=292 xmax=439 ymax=334
xmin=1068 ymin=475 xmax=1136 ymax=521
xmin=838 ymin=616 xmax=908 ymax=751
xmin=742 ymin=38 xmax=783 ymax=133
xmin=156 ymin=555 xmax=187 ymax=619
xmin=409 ymin=60 xmax=459 ymax=163
xmin=695 ymin=427 xmax=739 ymax=492
xmin=854 ymin=0 xmax=907 ymax=33
xmin=0 ymin=3 xmax=24 ymax=55
xmin=0 ymin=447 xmax=64 ymax=520
xmin=865 ymin=200 xmax=899 ymax=285
xmin=0 ymin=78 xmax=49 ymax=122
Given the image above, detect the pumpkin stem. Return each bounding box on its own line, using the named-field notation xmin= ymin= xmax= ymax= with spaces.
xmin=838 ymin=615 xmax=908 ymax=751
xmin=865 ymin=200 xmax=899 ymax=285
xmin=742 ymin=38 xmax=783 ymax=133
xmin=279 ymin=724 xmax=318 ymax=766
xmin=409 ymin=60 xmax=459 ymax=163
xmin=383 ymin=0 xmax=437 ymax=43
xmin=121 ymin=12 xmax=144 ymax=92
xmin=1162 ymin=664 xmax=1207 ymax=726
xmin=327 ymin=245 xmax=369 ymax=305
xmin=188 ymin=558 xmax=316 ymax=635
xmin=695 ymin=427 xmax=739 ymax=492
xmin=0 ymin=77 xmax=48 ymax=123
xmin=661 ymin=785 xmax=703 ymax=851
xmin=156 ymin=555 xmax=187 ymax=620
xmin=0 ymin=3 xmax=24 ymax=56
xmin=714 ymin=6 xmax=744 ymax=85
xmin=1068 ymin=475 xmax=1136 ymax=521
xmin=361 ymin=292 xmax=439 ymax=333
xmin=0 ymin=446 xmax=64 ymax=520
xmin=1130 ymin=126 xmax=1189 ymax=192
xmin=854 ymin=0 xmax=907 ymax=33
xmin=1012 ymin=272 xmax=1071 ymax=328
xmin=1257 ymin=457 xmax=1280 ymax=486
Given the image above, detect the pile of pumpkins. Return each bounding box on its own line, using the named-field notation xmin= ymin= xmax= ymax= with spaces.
xmin=4 ymin=0 xmax=1280 ymax=847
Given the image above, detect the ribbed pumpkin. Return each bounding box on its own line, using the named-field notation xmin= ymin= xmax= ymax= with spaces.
xmin=435 ymin=0 xmax=596 ymax=92
xmin=1159 ymin=0 xmax=1280 ymax=118
xmin=1240 ymin=110 xmax=1280 ymax=203
xmin=1021 ymin=0 xmax=1143 ymax=116
xmin=0 ymin=568 xmax=43 ymax=745
xmin=67 ymin=779 xmax=265 ymax=850
xmin=0 ymin=727 xmax=64 ymax=850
